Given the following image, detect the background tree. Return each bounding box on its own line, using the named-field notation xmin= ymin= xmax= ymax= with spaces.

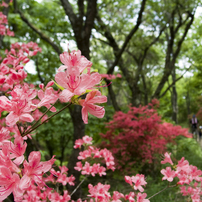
xmin=2 ymin=0 xmax=202 ymax=200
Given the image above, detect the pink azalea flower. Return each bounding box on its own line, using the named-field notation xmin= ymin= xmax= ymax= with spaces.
xmin=59 ymin=165 xmax=68 ymax=174
xmin=99 ymin=148 xmax=115 ymax=170
xmin=79 ymin=90 xmax=107 ymax=124
xmin=74 ymin=161 xmax=83 ymax=171
xmin=37 ymin=87 xmax=58 ymax=112
xmin=136 ymin=193 xmax=150 ymax=202
xmin=161 ymin=152 xmax=173 ymax=165
xmin=125 ymin=192 xmax=135 ymax=202
xmin=78 ymin=150 xmax=92 ymax=160
xmin=83 ymin=135 xmax=93 ymax=145
xmin=4 ymin=136 xmax=27 ymax=165
xmin=176 ymin=157 xmax=190 ymax=173
xmin=0 ymin=127 xmax=11 ymax=143
xmin=161 ymin=167 xmax=176 ymax=182
xmin=97 ymin=165 xmax=106 ymax=177
xmin=125 ymin=176 xmax=133 ymax=186
xmin=6 ymin=106 xmax=34 ymax=127
xmin=81 ymin=162 xmax=92 ymax=175
xmin=55 ymin=68 xmax=101 ymax=103
xmin=131 ymin=174 xmax=147 ymax=192
xmin=0 ymin=146 xmax=21 ymax=173
xmin=74 ymin=139 xmax=84 ymax=149
xmin=66 ymin=175 xmax=75 ymax=186
xmin=1 ymin=84 xmax=37 ymax=126
xmin=0 ymin=96 xmax=12 ymax=112
xmin=0 ymin=166 xmax=21 ymax=201
xmin=19 ymin=151 xmax=55 ymax=190
xmin=112 ymin=191 xmax=124 ymax=202
xmin=189 ymin=165 xmax=202 ymax=181
xmin=57 ymin=174 xmax=69 ymax=186
xmin=88 ymin=183 xmax=111 ymax=201
xmin=177 ymin=173 xmax=191 ymax=185
xmin=58 ymin=50 xmax=92 ymax=73
xmin=32 ymin=108 xmax=48 ymax=122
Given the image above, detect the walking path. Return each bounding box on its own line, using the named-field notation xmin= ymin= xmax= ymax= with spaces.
xmin=193 ymin=132 xmax=202 ymax=147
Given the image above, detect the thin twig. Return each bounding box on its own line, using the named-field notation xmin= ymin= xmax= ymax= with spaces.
xmin=70 ymin=176 xmax=87 ymax=197
xmin=22 ymin=102 xmax=72 ymax=137
xmin=147 ymin=184 xmax=177 ymax=200
xmin=22 ymin=104 xmax=55 ymax=136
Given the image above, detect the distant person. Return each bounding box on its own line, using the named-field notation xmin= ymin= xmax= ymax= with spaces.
xmin=190 ymin=114 xmax=198 ymax=134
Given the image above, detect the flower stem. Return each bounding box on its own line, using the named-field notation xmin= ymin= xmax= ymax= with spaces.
xmin=22 ymin=102 xmax=72 ymax=137
xmin=70 ymin=176 xmax=87 ymax=197
xmin=22 ymin=104 xmax=55 ymax=136
xmin=147 ymin=184 xmax=177 ymax=200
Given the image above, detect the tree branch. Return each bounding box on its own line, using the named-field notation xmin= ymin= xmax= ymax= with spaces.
xmin=78 ymin=0 xmax=84 ymax=24
xmin=60 ymin=0 xmax=78 ymax=29
xmin=105 ymin=79 xmax=121 ymax=111
xmin=159 ymin=65 xmax=192 ymax=98
xmin=108 ymin=0 xmax=147 ymax=74
xmin=15 ymin=7 xmax=62 ymax=55
xmin=142 ymin=25 xmax=166 ymax=63
xmin=84 ymin=0 xmax=97 ymax=40
xmin=152 ymin=8 xmax=195 ymax=99
xmin=96 ymin=0 xmax=146 ymax=75
xmin=93 ymin=36 xmax=110 ymax=45
xmin=148 ymin=184 xmax=177 ymax=200
xmin=173 ymin=12 xmax=194 ymax=60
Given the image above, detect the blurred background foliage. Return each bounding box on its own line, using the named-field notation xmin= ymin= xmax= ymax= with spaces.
xmin=2 ymin=0 xmax=202 ymax=200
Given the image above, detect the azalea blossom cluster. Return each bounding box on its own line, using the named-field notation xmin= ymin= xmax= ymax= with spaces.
xmin=0 ymin=1 xmax=14 ymax=38
xmin=101 ymin=102 xmax=192 ymax=173
xmin=161 ymin=152 xmax=202 ymax=201
xmin=21 ymin=165 xmax=75 ymax=202
xmin=85 ymin=173 xmax=149 ymax=202
xmin=0 ymin=42 xmax=42 ymax=91
xmin=55 ymin=50 xmax=107 ymax=124
xmin=86 ymin=153 xmax=202 ymax=202
xmin=0 ymin=45 xmax=110 ymax=202
xmin=0 ymin=4 xmax=113 ymax=200
xmin=74 ymin=135 xmax=115 ymax=176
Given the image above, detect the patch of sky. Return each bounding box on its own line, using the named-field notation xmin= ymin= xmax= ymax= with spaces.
xmin=177 ymin=58 xmax=193 ymax=78
xmin=24 ymin=60 xmax=36 ymax=74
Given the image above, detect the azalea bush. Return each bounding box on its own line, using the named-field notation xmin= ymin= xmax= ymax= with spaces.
xmin=100 ymin=100 xmax=192 ymax=174
xmin=1 ymin=1 xmax=202 ymax=202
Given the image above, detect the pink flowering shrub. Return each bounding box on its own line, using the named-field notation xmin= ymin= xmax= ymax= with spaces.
xmin=0 ymin=3 xmax=14 ymax=37
xmin=101 ymin=101 xmax=192 ymax=173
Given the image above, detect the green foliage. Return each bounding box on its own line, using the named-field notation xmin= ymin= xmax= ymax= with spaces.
xmin=3 ymin=1 xmax=202 ymax=200
xmin=34 ymin=103 xmax=73 ymax=164
xmin=145 ymin=177 xmax=184 ymax=202
xmin=173 ymin=136 xmax=202 ymax=169
xmin=85 ymin=105 xmax=115 ymax=143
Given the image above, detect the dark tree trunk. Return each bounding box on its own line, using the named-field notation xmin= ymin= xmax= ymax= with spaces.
xmin=131 ymin=85 xmax=141 ymax=107
xmin=186 ymin=90 xmax=191 ymax=116
xmin=17 ymin=0 xmax=96 ymax=197
xmin=96 ymin=0 xmax=146 ymax=109
xmin=171 ymin=68 xmax=178 ymax=124
xmin=67 ymin=105 xmax=85 ymax=199
xmin=141 ymin=74 xmax=149 ymax=105
xmin=59 ymin=1 xmax=97 ymax=199
xmin=152 ymin=9 xmax=194 ymax=99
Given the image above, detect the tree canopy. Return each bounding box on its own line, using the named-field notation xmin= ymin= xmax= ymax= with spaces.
xmin=1 ymin=0 xmax=202 ymax=200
